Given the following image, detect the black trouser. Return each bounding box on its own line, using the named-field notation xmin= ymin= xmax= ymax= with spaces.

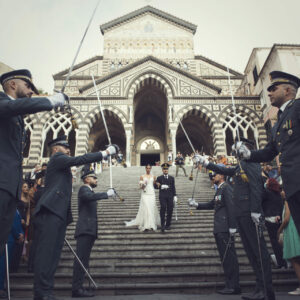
xmin=214 ymin=232 xmax=240 ymax=290
xmin=265 ymin=221 xmax=285 ymax=267
xmin=159 ymin=196 xmax=173 ymax=228
xmin=0 ymin=189 xmax=17 ymax=256
xmin=237 ymin=216 xmax=274 ymax=298
xmin=287 ymin=191 xmax=300 ymax=236
xmin=72 ymin=235 xmax=95 ymax=291
xmin=33 ymin=210 xmax=67 ymax=298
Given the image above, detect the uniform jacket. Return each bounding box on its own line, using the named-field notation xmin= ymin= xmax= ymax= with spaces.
xmin=197 ymin=182 xmax=236 ymax=234
xmin=34 ymin=151 xmax=104 ymax=225
xmin=74 ymin=185 xmax=108 ymax=238
xmin=207 ymin=161 xmax=263 ymax=217
xmin=0 ymin=92 xmax=52 ymax=198
xmin=250 ymin=98 xmax=300 ymax=199
xmin=155 ymin=175 xmax=176 ymax=199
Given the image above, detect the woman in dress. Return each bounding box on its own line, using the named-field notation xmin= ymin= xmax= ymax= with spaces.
xmin=125 ymin=164 xmax=160 ymax=231
xmin=277 ymin=197 xmax=300 ymax=295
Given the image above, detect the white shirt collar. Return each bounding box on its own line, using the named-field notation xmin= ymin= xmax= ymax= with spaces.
xmin=84 ymin=184 xmax=93 ymax=191
xmin=280 ymin=99 xmax=293 ymax=112
xmin=217 ymin=181 xmax=225 ymax=189
xmin=8 ymin=94 xmax=15 ymax=100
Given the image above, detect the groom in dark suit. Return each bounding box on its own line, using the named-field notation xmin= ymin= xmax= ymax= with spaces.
xmin=155 ymin=163 xmax=177 ymax=232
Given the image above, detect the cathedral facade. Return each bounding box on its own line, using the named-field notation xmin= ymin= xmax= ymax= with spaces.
xmin=24 ymin=6 xmax=267 ymax=166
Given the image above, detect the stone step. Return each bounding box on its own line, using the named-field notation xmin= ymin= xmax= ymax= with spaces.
xmin=11 ymin=269 xmax=295 ymax=285
xmin=10 ymin=279 xmax=299 ymax=297
xmin=11 ymin=166 xmax=296 ymax=296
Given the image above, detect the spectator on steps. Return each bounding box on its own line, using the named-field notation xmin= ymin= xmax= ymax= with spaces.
xmin=175 ymin=152 xmax=187 ymax=177
xmin=278 ymin=197 xmax=300 ymax=296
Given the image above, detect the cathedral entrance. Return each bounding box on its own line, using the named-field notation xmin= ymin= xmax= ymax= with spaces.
xmin=140 ymin=154 xmax=160 ymax=166
xmin=176 ymin=110 xmax=214 ymax=155
xmin=133 ymin=77 xmax=168 ymax=166
xmin=88 ymin=110 xmax=126 ymax=154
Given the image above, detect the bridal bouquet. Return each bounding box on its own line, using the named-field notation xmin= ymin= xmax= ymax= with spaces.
xmin=139 ymin=178 xmax=148 ymax=192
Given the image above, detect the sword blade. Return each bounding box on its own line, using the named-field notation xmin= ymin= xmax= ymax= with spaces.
xmin=61 ymin=0 xmax=101 ymax=93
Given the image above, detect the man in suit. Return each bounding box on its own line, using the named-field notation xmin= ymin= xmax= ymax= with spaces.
xmin=33 ymin=136 xmax=119 ymax=300
xmin=236 ymin=71 xmax=300 ymax=237
xmin=0 ymin=69 xmax=67 ymax=256
xmin=72 ymin=170 xmax=115 ymax=298
xmin=155 ymin=163 xmax=177 ymax=232
xmin=194 ymin=149 xmax=275 ymax=300
xmin=188 ymin=171 xmax=240 ymax=295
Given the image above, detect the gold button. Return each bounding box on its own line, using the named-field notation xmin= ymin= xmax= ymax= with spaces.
xmin=280 ymin=162 xmax=282 ymax=166
xmin=278 ymin=142 xmax=281 ymax=146
xmin=279 ymin=152 xmax=282 ymax=156
xmin=277 ymin=132 xmax=280 ymax=135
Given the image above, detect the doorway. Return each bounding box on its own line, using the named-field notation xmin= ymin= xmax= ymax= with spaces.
xmin=140 ymin=154 xmax=160 ymax=166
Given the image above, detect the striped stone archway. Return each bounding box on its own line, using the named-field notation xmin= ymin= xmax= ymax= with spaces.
xmin=127 ymin=72 xmax=173 ymax=99
xmin=77 ymin=106 xmax=127 ymax=155
xmin=174 ymin=105 xmax=220 ymax=155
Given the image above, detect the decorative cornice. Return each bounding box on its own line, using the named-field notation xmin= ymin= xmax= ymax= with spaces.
xmin=53 ymin=56 xmax=103 ymax=78
xmin=79 ymin=55 xmax=222 ymax=94
xmin=201 ymin=75 xmax=244 ymax=80
xmin=100 ymin=6 xmax=197 ymax=35
xmin=194 ymin=55 xmax=243 ymax=76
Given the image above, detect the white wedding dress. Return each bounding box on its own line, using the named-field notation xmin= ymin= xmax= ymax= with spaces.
xmin=125 ymin=175 xmax=160 ymax=231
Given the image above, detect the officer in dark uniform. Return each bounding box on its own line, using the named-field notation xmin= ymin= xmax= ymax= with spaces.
xmin=0 ymin=69 xmax=67 ymax=256
xmin=237 ymin=71 xmax=300 ymax=237
xmin=155 ymin=163 xmax=177 ymax=232
xmin=188 ymin=171 xmax=240 ymax=295
xmin=33 ymin=136 xmax=119 ymax=300
xmin=194 ymin=147 xmax=275 ymax=300
xmin=72 ymin=170 xmax=115 ymax=298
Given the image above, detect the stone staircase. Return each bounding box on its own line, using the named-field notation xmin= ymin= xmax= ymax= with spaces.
xmin=11 ymin=166 xmax=297 ymax=296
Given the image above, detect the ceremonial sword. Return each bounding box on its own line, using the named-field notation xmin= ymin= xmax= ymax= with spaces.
xmin=91 ymin=74 xmax=124 ymax=202
xmin=56 ymin=0 xmax=101 ymax=129
xmin=5 ymin=244 xmax=10 ymax=300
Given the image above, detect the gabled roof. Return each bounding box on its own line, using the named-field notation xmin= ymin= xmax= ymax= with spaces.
xmin=258 ymin=43 xmax=300 ymax=78
xmin=195 ymin=55 xmax=243 ymax=76
xmin=79 ymin=55 xmax=221 ymax=94
xmin=100 ymin=6 xmax=197 ymax=35
xmin=53 ymin=56 xmax=103 ymax=78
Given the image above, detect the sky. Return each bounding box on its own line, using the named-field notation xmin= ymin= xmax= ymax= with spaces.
xmin=1 ymin=0 xmax=300 ymax=93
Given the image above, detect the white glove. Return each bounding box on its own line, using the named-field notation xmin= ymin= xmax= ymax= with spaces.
xmin=188 ymin=198 xmax=198 ymax=208
xmin=192 ymin=154 xmax=209 ymax=168
xmin=251 ymin=212 xmax=261 ymax=225
xmin=229 ymin=228 xmax=237 ymax=236
xmin=161 ymin=184 xmax=169 ymax=190
xmin=47 ymin=92 xmax=66 ymax=108
xmin=107 ymin=188 xmax=115 ymax=197
xmin=173 ymin=196 xmax=178 ymax=203
xmin=101 ymin=144 xmax=119 ymax=159
xmin=233 ymin=141 xmax=251 ymax=159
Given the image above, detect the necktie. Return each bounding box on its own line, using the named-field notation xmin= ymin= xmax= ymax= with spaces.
xmin=164 ymin=175 xmax=168 ymax=179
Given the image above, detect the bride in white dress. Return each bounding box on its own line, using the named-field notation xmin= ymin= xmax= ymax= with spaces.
xmin=125 ymin=164 xmax=160 ymax=231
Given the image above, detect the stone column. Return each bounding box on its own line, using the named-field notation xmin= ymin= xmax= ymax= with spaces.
xmin=212 ymin=122 xmax=227 ymax=155
xmin=75 ymin=123 xmax=90 ymax=156
xmin=170 ymin=129 xmax=177 ymax=159
xmin=27 ymin=123 xmax=44 ymax=166
xmin=125 ymin=129 xmax=132 ymax=167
